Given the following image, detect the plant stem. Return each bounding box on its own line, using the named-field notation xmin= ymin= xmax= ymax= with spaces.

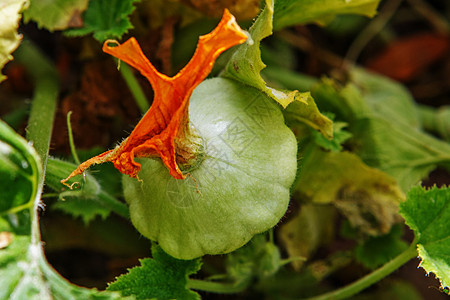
xmin=407 ymin=0 xmax=450 ymax=34
xmin=344 ymin=0 xmax=403 ymax=67
xmin=2 ymin=201 xmax=34 ymax=216
xmin=187 ymin=279 xmax=250 ymax=294
xmin=16 ymin=40 xmax=59 ymax=167
xmin=277 ymin=30 xmax=344 ymax=69
xmin=119 ymin=62 xmax=150 ymax=114
xmin=303 ymin=243 xmax=418 ymax=300
xmin=14 ymin=40 xmax=59 ymax=290
xmin=66 ymin=111 xmax=81 ymax=164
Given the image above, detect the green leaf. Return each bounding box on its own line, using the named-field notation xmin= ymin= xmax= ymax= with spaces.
xmin=312 ymin=120 xmax=352 ymax=152
xmin=355 ymin=224 xmax=408 ymax=270
xmin=45 ymin=158 xmax=110 ymax=224
xmin=226 ymin=234 xmax=283 ymax=283
xmin=51 ymin=198 xmax=110 ymax=225
xmin=45 ymin=157 xmax=129 ymax=222
xmin=349 ymin=68 xmax=420 ymax=128
xmin=0 ymin=0 xmax=27 ymax=83
xmin=348 ymin=69 xmax=450 ymax=189
xmin=224 ymin=0 xmax=333 ymax=138
xmin=77 ymin=147 xmax=124 ymax=197
xmin=283 ymin=92 xmax=334 ymax=139
xmin=261 ymin=37 xmax=297 ymax=70
xmin=294 ymin=147 xmax=404 ymax=236
xmin=312 ymin=70 xmax=450 ymax=191
xmin=278 ymin=204 xmax=336 ymax=270
xmin=65 ymin=0 xmax=139 ymax=42
xmin=0 ymin=121 xmax=123 ymax=299
xmin=107 ymin=244 xmax=201 ymax=300
xmin=23 ymin=0 xmax=89 ymax=31
xmin=0 ymin=119 xmax=40 ymax=215
xmin=352 ymin=118 xmax=450 ymax=191
xmin=273 ymin=0 xmax=381 ymax=30
xmin=418 ymin=105 xmax=450 ymax=143
xmin=400 ymin=185 xmax=450 ymax=292
xmin=225 ymin=0 xmax=283 ymax=103
xmin=0 ymin=232 xmax=127 ymax=299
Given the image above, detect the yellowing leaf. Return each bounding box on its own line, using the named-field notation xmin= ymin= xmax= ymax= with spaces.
xmin=284 ymin=92 xmax=333 ymax=139
xmin=294 ymin=148 xmax=404 ymax=236
xmin=0 ymin=0 xmax=27 ymax=83
xmin=225 ymin=0 xmax=289 ymax=106
xmin=224 ymin=0 xmax=333 ymax=138
xmin=278 ymin=204 xmax=336 ymax=270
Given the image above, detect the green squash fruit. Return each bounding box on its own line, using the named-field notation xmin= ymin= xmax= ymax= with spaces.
xmin=123 ymin=78 xmax=297 ymax=259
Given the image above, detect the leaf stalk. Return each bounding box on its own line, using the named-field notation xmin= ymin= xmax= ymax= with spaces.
xmin=119 ymin=62 xmax=150 ymax=114
xmin=303 ymin=242 xmax=418 ymax=300
xmin=187 ymin=279 xmax=250 ymax=294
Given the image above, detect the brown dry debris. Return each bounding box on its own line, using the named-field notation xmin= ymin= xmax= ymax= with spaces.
xmin=155 ymin=16 xmax=178 ymax=75
xmin=51 ymin=59 xmax=143 ymax=155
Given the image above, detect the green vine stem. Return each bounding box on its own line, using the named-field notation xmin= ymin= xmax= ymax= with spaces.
xmin=66 ymin=111 xmax=81 ymax=164
xmin=14 ymin=39 xmax=59 ymax=295
xmin=65 ymin=111 xmax=129 ymax=218
xmin=187 ymin=279 xmax=250 ymax=294
xmin=303 ymin=242 xmax=418 ymax=300
xmin=186 ymin=242 xmax=418 ymax=298
xmin=16 ymin=40 xmax=59 ymax=166
xmin=16 ymin=40 xmax=130 ymax=224
xmin=119 ymin=62 xmax=150 ymax=114
xmin=344 ymin=0 xmax=403 ymax=67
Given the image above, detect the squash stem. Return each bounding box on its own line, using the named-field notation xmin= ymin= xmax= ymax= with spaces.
xmin=302 ymin=241 xmax=418 ymax=300
xmin=187 ymin=279 xmax=250 ymax=294
xmin=66 ymin=111 xmax=81 ymax=165
xmin=119 ymin=62 xmax=150 ymax=114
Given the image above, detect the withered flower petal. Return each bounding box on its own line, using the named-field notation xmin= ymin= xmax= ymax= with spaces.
xmin=61 ymin=10 xmax=247 ymax=186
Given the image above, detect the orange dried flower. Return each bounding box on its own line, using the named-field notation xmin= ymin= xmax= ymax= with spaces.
xmin=61 ymin=10 xmax=247 ymax=186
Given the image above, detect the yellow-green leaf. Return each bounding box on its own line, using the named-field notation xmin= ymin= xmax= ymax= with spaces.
xmin=0 ymin=0 xmax=27 ymax=83
xmin=278 ymin=204 xmax=336 ymax=270
xmin=224 ymin=0 xmax=294 ymax=107
xmin=284 ymin=92 xmax=333 ymax=139
xmin=224 ymin=0 xmax=333 ymax=138
xmin=294 ymin=148 xmax=404 ymax=236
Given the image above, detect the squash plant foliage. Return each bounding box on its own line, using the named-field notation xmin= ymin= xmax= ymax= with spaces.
xmin=1 ymin=0 xmax=450 ymax=299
